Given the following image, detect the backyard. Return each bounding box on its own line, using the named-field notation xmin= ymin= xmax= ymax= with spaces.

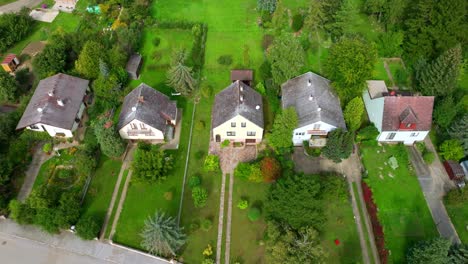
xmin=444 ymin=197 xmax=468 ymax=244
xmin=360 ymin=142 xmax=438 ymax=263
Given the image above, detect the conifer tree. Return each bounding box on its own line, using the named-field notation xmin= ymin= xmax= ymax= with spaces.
xmin=166 ymin=49 xmax=196 ymax=96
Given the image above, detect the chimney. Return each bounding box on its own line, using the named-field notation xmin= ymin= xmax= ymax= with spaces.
xmin=308 ymin=95 xmax=314 ymax=101
xmin=57 ymin=99 xmax=64 ymax=106
xmin=307 ymin=79 xmax=312 ymax=87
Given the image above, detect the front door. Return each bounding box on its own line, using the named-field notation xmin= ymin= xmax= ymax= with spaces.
xmin=215 ymin=134 xmax=221 ymax=142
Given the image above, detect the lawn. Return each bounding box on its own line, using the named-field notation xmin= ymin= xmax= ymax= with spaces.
xmin=445 ymin=201 xmax=468 ymax=244
xmin=80 ymin=156 xmax=122 ymax=225
xmin=360 ymin=142 xmax=438 ymax=263
xmin=33 ymin=149 xmax=74 ymax=189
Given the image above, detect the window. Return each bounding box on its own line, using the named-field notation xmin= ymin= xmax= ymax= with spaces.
xmin=247 ymin=131 xmax=256 ymax=136
xmin=227 ymin=131 xmax=236 ymax=136
xmin=386 ymin=132 xmax=396 ymax=140
xmin=406 ymin=123 xmax=412 ymax=128
xmin=313 ymin=124 xmax=321 ymax=130
xmin=140 ymin=123 xmax=146 ymax=129
xmin=130 ymin=123 xmax=137 ymax=129
xmin=295 ymin=132 xmax=305 ymax=136
xmin=231 ymin=122 xmax=236 ymax=127
xmin=410 ymin=132 xmax=419 ymax=137
xmin=241 ymin=122 xmax=246 ymax=127
xmin=30 ymin=124 xmax=39 ymax=130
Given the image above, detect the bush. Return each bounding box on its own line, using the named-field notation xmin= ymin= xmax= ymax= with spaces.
xmin=357 ymin=124 xmax=379 ymax=143
xmin=153 ymin=37 xmax=161 ymax=47
xmin=221 ymin=139 xmax=230 ymax=148
xmin=164 ymin=191 xmax=173 ymax=200
xmin=439 ymin=139 xmax=464 ymax=161
xmin=188 ymin=175 xmax=201 ymax=188
xmin=195 ymin=120 xmax=205 ymax=131
xmin=195 ymin=150 xmax=205 ymax=160
xmin=423 ymin=151 xmax=435 ymax=164
xmin=201 ymin=218 xmax=212 ymax=231
xmin=416 ymin=142 xmax=426 ymax=153
xmin=76 ymin=216 xmax=100 ymax=240
xmin=237 ymin=199 xmax=248 ymax=210
xmin=217 ymin=55 xmax=233 ymax=65
xmin=192 ymin=187 xmax=208 ymax=208
xmin=247 ymin=207 xmax=261 ymax=221
xmin=322 ymin=129 xmax=354 ymax=163
xmin=189 ymin=220 xmax=199 ymax=232
xmin=260 ymin=157 xmax=281 ymax=182
xmin=204 ymin=155 xmax=220 ymax=172
xmin=262 ymin=34 xmax=274 ymax=50
xmin=255 ymin=82 xmax=266 ymax=95
xmin=42 ymin=143 xmax=52 ymax=153
xmin=203 ymin=244 xmax=213 ymax=257
xmin=291 ymin=14 xmax=304 ymax=32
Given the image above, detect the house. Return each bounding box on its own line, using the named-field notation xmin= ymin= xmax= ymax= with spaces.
xmin=1 ymin=54 xmax=20 ymax=73
xmin=212 ymin=80 xmax=264 ymax=144
xmin=54 ymin=0 xmax=78 ymax=12
xmin=126 ymin=54 xmax=142 ymax=80
xmin=117 ymin=83 xmax=177 ymax=142
xmin=231 ymin=69 xmax=253 ymax=86
xmin=281 ymin=72 xmax=346 ymax=147
xmin=16 ymin=73 xmax=89 ymax=137
xmin=363 ymin=80 xmax=435 ymax=145
xmin=443 ymin=161 xmax=466 ymax=188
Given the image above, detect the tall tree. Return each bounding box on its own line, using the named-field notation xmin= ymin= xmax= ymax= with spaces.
xmin=0 ymin=8 xmax=35 ymax=52
xmin=92 ymin=117 xmax=126 ymax=158
xmin=331 ymin=0 xmax=360 ymax=37
xmin=271 ymin=0 xmax=289 ymax=31
xmin=75 ymin=40 xmax=105 ymax=79
xmin=322 ymin=128 xmax=354 ymax=163
xmin=140 ymin=211 xmax=186 ymax=257
xmin=414 ymin=44 xmax=462 ymax=97
xmin=267 ymin=107 xmax=298 ymax=152
xmin=0 ymin=71 xmax=17 ymax=103
xmin=326 ymin=36 xmax=377 ymax=103
xmin=267 ymin=33 xmax=305 ymax=85
xmin=166 ymin=49 xmax=196 ymax=96
xmin=433 ymin=96 xmax=459 ymax=129
xmin=33 ymin=36 xmax=67 ymax=79
xmin=406 ymin=238 xmax=451 ymax=264
xmin=344 ymin=97 xmax=364 ymax=131
xmin=448 ymin=114 xmax=468 ymax=156
xmin=132 ymin=143 xmax=173 ymax=182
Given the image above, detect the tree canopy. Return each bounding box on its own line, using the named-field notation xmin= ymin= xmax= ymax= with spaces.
xmin=0 ymin=71 xmax=17 ymax=103
xmin=75 ymin=40 xmax=105 ymax=79
xmin=33 ymin=34 xmax=67 ymax=79
xmin=166 ymin=49 xmax=197 ymax=96
xmin=92 ymin=117 xmax=126 ymax=158
xmin=406 ymin=238 xmax=451 ymax=264
xmin=132 ymin=142 xmax=173 ymax=182
xmin=0 ymin=9 xmax=35 ymax=52
xmin=322 ymin=128 xmax=354 ymax=163
xmin=344 ymin=97 xmax=364 ymax=131
xmin=267 ymin=33 xmax=305 ymax=85
xmin=267 ymin=107 xmax=298 ymax=152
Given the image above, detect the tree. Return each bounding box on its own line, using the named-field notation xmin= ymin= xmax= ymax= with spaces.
xmin=0 ymin=71 xmax=17 ymax=102
xmin=92 ymin=117 xmax=126 ymax=158
xmin=433 ymin=96 xmax=459 ymax=129
xmin=140 ymin=211 xmax=186 ymax=257
xmin=303 ymin=0 xmax=324 ymax=35
xmin=257 ymin=0 xmax=277 ymax=13
xmin=439 ymin=139 xmax=464 ymax=161
xmin=448 ymin=114 xmax=468 ymax=156
xmin=192 ymin=186 xmax=208 ymax=208
xmin=203 ymin=155 xmax=220 ymax=172
xmin=76 ymin=216 xmax=100 ymax=240
xmin=271 ymin=0 xmax=289 ymax=31
xmin=75 ymin=40 xmax=104 ymax=79
xmin=266 ymin=174 xmax=325 ymax=229
xmin=0 ymin=9 xmax=35 ymax=52
xmin=234 ymin=162 xmax=263 ymax=182
xmin=331 ymin=0 xmax=360 ymax=37
xmin=267 ymin=33 xmax=305 ymax=85
xmin=132 ymin=142 xmax=173 ymax=182
xmin=414 ymin=45 xmax=462 ymax=97
xmin=166 ymin=49 xmax=196 ymax=96
xmin=449 ymin=243 xmax=468 ymax=263
xmin=33 ymin=34 xmax=67 ymax=79
xmin=268 ymin=107 xmax=298 ymax=152
xmin=326 ymin=36 xmax=377 ymax=103
xmin=260 ymin=157 xmax=281 ymax=182
xmin=343 ymin=97 xmax=364 ymax=131
xmin=406 ymin=238 xmax=451 ymax=264
xmin=322 ymin=128 xmax=354 ymax=163
xmin=266 ymin=222 xmax=327 ymax=264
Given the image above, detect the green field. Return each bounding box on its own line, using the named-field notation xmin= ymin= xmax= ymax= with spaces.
xmin=445 ymin=200 xmax=468 ymax=244
xmin=360 ymin=142 xmax=438 ymax=263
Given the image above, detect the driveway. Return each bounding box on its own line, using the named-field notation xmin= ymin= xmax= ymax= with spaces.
xmin=0 ymin=0 xmax=42 ymax=14
xmin=17 ymin=143 xmax=51 ymax=202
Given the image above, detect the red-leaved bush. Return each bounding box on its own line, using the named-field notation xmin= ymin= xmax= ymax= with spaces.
xmin=362 ymin=181 xmax=389 ymax=263
xmin=260 ymin=157 xmax=281 ymax=182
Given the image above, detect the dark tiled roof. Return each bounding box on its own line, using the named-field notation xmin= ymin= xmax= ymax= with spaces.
xmin=212 ymin=81 xmax=264 ymax=129
xmin=382 ymin=96 xmax=434 ymax=131
xmin=281 ymin=72 xmax=346 ymax=129
xmin=16 ymin=73 xmax=89 ymax=130
xmin=117 ymin=83 xmax=177 ymax=132
xmin=126 ymin=54 xmax=142 ymax=75
xmin=230 ymin=70 xmax=253 ymax=81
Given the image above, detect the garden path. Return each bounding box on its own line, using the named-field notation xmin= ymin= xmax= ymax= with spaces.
xmin=17 ymin=143 xmax=51 ymax=202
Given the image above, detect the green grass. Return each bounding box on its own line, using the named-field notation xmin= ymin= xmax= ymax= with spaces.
xmin=360 ymin=142 xmax=438 ymax=263
xmin=372 ymin=58 xmax=390 ymax=83
xmin=445 ymin=201 xmax=468 ymax=244
xmin=81 ymin=156 xmax=122 ymax=225
xmin=33 ymin=149 xmax=74 ymax=189
xmin=352 ymin=182 xmax=375 ymax=264
xmin=104 ymin=169 xmax=128 ymax=238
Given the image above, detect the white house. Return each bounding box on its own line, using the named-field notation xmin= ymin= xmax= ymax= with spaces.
xmin=16 ymin=73 xmax=89 ymax=138
xmin=212 ymin=80 xmax=264 ymax=144
xmin=281 ymin=72 xmax=346 ymax=146
xmin=117 ymin=83 xmax=178 ymax=142
xmin=363 ymin=80 xmax=435 ymax=145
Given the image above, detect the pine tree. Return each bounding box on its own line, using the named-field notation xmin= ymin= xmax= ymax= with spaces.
xmin=140 ymin=211 xmax=186 ymax=257
xmin=267 ymin=33 xmax=305 ymax=85
xmin=448 ymin=114 xmax=468 ymax=156
xmin=449 ymin=243 xmax=468 ymax=263
xmin=415 ymin=44 xmax=462 ymax=97
xmin=166 ymin=49 xmax=196 ymax=96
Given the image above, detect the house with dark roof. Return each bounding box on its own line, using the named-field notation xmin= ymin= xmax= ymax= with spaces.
xmin=212 ymin=80 xmax=264 ymax=144
xmin=117 ymin=83 xmax=177 ymax=142
xmin=126 ymin=54 xmax=142 ymax=80
xmin=281 ymin=72 xmax=346 ymax=146
xmin=363 ymin=80 xmax=435 ymax=144
xmin=16 ymin=73 xmax=89 ymax=137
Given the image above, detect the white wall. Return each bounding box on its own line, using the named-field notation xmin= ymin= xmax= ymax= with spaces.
xmin=378 ymin=131 xmax=429 ymax=145
xmin=119 ymin=119 xmax=164 ymax=140
xmin=362 ymin=90 xmax=384 ymax=132
xmin=212 ymin=115 xmax=263 ymax=143
xmin=27 ymin=123 xmax=73 ymax=137
xmin=292 ymin=121 xmax=336 ymax=146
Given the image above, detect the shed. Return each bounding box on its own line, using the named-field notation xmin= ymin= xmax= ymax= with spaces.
xmin=126 ymin=54 xmax=142 ymax=80
xmin=230 ymin=69 xmax=253 ymax=86
xmin=443 ymin=161 xmax=465 ymax=180
xmin=1 ymin=54 xmax=20 ymax=73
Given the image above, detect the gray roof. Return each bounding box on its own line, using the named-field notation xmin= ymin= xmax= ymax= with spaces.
xmin=126 ymin=54 xmax=142 ymax=75
xmin=16 ymin=73 xmax=89 ymax=130
xmin=117 ymin=83 xmax=177 ymax=132
xmin=281 ymin=72 xmax=346 ymax=129
xmin=212 ymin=81 xmax=264 ymax=129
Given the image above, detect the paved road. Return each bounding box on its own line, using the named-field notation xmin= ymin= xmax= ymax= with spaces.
xmin=0 ymin=0 xmax=41 ymax=14
xmin=0 ymin=219 xmax=171 ymax=264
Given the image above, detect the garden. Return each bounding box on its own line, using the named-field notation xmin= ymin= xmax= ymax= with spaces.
xmin=444 ymin=187 xmax=468 ymax=244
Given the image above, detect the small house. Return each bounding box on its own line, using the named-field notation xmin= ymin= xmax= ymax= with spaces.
xmin=126 ymin=54 xmax=142 ymax=80
xmin=212 ymin=80 xmax=264 ymax=144
xmin=1 ymin=54 xmax=20 ymax=73
xmin=117 ymin=83 xmax=178 ymax=142
xmin=444 ymin=161 xmax=466 ymax=188
xmin=16 ymin=73 xmax=89 ymax=137
xmin=281 ymin=72 xmax=346 ymax=147
xmin=230 ymin=69 xmax=253 ymax=86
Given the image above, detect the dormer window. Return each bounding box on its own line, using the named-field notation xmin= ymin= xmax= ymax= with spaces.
xmin=406 ymin=123 xmax=412 ymax=128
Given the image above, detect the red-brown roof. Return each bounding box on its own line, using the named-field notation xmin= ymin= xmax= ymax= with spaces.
xmin=444 ymin=161 xmax=465 ymax=179
xmin=2 ymin=54 xmax=16 ymax=64
xmin=382 ymin=95 xmax=434 ymax=131
xmin=230 ymin=70 xmax=253 ymax=81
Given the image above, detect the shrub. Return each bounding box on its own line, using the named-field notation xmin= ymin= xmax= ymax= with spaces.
xmin=322 ymin=129 xmax=354 ymax=163
xmin=201 ymin=218 xmax=212 ymax=231
xmin=202 ymin=259 xmax=215 ymax=264
xmin=423 ymin=151 xmax=435 ymax=164
xmin=344 ymin=97 xmax=364 ymax=131
xmin=76 ymin=216 xmax=100 ymax=240
xmin=255 ymin=82 xmax=266 ymax=95
xmin=42 ymin=143 xmax=52 ymax=153
xmin=195 ymin=150 xmax=205 ymax=160
xmin=153 ymin=37 xmax=161 ymax=47
xmin=192 ymin=187 xmax=208 ymax=208
xmin=204 ymin=155 xmax=220 ymax=172
xmin=217 ymin=55 xmax=233 ymax=65
xmin=189 ymin=220 xmax=200 ymax=232
xmin=234 ymin=163 xmax=251 ymax=180
xmin=439 ymin=139 xmax=464 ymax=161
xmin=260 ymin=157 xmax=281 ymax=182
xmin=237 ymin=199 xmax=248 ymax=210
xmin=188 ymin=175 xmax=201 ymax=188
xmin=195 ymin=120 xmax=205 ymax=131
xmin=247 ymin=207 xmax=261 ymax=221
xmin=416 ymin=142 xmax=426 ymax=153
xmin=203 ymin=244 xmax=213 ymax=257
xmin=221 ymin=139 xmax=230 ymax=148
xmin=291 ymin=14 xmax=304 ymax=32
xmin=262 ymin=34 xmax=274 ymax=50
xmin=357 ymin=124 xmax=379 ymax=143
xmin=164 ymin=191 xmax=173 ymax=201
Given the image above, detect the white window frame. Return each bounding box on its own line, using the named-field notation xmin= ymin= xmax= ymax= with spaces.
xmin=247 ymin=131 xmax=256 ymax=136
xmin=241 ymin=122 xmax=246 ymax=127
xmin=231 ymin=122 xmax=236 ymax=127
xmin=410 ymin=132 xmax=419 ymax=137
xmin=313 ymin=124 xmax=321 ymax=130
xmin=386 ymin=132 xmax=396 ymax=140
xmin=227 ymin=131 xmax=236 ymax=136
